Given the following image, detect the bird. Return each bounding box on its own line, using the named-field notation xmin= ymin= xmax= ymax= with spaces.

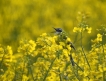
xmin=52 ymin=27 xmax=62 ymax=35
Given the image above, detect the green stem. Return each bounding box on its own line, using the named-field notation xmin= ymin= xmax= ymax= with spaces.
xmin=12 ymin=65 xmax=16 ymax=81
xmin=43 ymin=58 xmax=56 ymax=81
xmin=0 ymin=49 xmax=6 ymax=69
xmin=27 ymin=55 xmax=35 ymax=81
xmin=74 ymin=62 xmax=84 ymax=71
xmin=102 ymin=33 xmax=106 ymax=81
xmin=102 ymin=33 xmax=104 ymax=53
xmin=103 ymin=71 xmax=106 ymax=81
xmin=28 ymin=65 xmax=35 ymax=81
xmin=73 ymin=32 xmax=78 ymax=44
xmin=0 ymin=53 xmax=5 ymax=68
xmin=80 ymin=31 xmax=91 ymax=70
xmin=71 ymin=66 xmax=80 ymax=81
xmin=58 ymin=69 xmax=62 ymax=81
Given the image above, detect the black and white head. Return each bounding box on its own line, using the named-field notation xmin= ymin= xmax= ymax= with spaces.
xmin=52 ymin=27 xmax=62 ymax=35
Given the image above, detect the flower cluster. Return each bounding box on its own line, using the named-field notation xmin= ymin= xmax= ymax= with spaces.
xmin=17 ymin=39 xmax=36 ymax=55
xmin=0 ymin=45 xmax=13 ymax=67
xmin=91 ymin=33 xmax=102 ymax=43
xmin=0 ymin=27 xmax=106 ymax=81
xmin=73 ymin=26 xmax=92 ymax=33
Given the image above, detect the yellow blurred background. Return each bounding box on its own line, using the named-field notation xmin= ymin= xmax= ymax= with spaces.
xmin=0 ymin=0 xmax=106 ymax=51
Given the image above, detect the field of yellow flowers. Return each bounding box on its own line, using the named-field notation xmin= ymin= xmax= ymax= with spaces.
xmin=0 ymin=26 xmax=106 ymax=81
xmin=0 ymin=0 xmax=106 ymax=81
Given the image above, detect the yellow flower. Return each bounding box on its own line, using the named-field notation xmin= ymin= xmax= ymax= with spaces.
xmin=7 ymin=46 xmax=13 ymax=55
xmin=98 ymin=65 xmax=103 ymax=72
xmin=29 ymin=40 xmax=36 ymax=47
xmin=73 ymin=27 xmax=85 ymax=33
xmin=103 ymin=67 xmax=106 ymax=71
xmin=97 ymin=33 xmax=102 ymax=42
xmin=66 ymin=37 xmax=71 ymax=42
xmin=46 ymin=71 xmax=59 ymax=81
xmin=73 ymin=27 xmax=78 ymax=32
xmin=28 ymin=40 xmax=36 ymax=53
xmin=41 ymin=33 xmax=47 ymax=37
xmin=17 ymin=39 xmax=36 ymax=55
xmin=66 ymin=45 xmax=71 ymax=51
xmin=58 ymin=45 xmax=63 ymax=50
xmin=91 ymin=33 xmax=102 ymax=43
xmin=83 ymin=77 xmax=89 ymax=81
xmin=62 ymin=49 xmax=70 ymax=61
xmin=22 ymin=75 xmax=29 ymax=81
xmin=86 ymin=27 xmax=92 ymax=33
xmin=53 ymin=36 xmax=58 ymax=41
xmin=59 ymin=42 xmax=65 ymax=47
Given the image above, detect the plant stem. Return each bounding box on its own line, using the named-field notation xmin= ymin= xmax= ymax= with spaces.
xmin=43 ymin=58 xmax=56 ymax=81
xmin=80 ymin=31 xmax=91 ymax=70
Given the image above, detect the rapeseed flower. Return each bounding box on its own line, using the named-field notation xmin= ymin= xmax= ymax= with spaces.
xmin=97 ymin=33 xmax=102 ymax=42
xmin=91 ymin=33 xmax=102 ymax=43
xmin=0 ymin=27 xmax=106 ymax=81
xmin=86 ymin=27 xmax=92 ymax=33
xmin=73 ymin=27 xmax=85 ymax=32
